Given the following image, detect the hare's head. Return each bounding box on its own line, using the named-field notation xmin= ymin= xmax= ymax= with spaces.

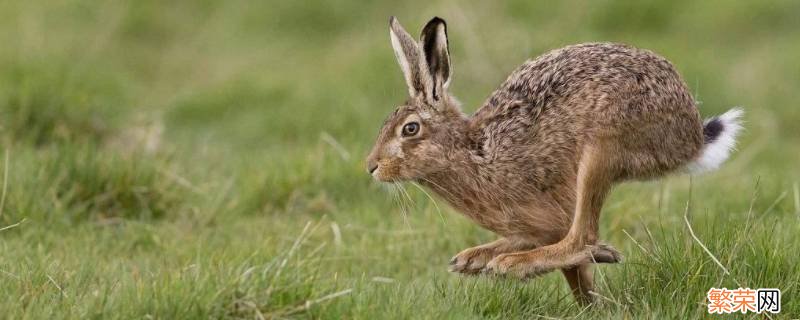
xmin=367 ymin=17 xmax=466 ymax=182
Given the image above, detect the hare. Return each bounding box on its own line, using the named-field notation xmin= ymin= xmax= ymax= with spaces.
xmin=366 ymin=16 xmax=742 ymax=303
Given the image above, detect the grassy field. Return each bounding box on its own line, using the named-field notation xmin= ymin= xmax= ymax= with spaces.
xmin=1 ymin=1 xmax=799 ymax=318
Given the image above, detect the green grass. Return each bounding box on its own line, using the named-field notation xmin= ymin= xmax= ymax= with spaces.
xmin=1 ymin=0 xmax=799 ymax=318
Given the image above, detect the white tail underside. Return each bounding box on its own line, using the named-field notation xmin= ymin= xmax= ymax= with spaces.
xmin=686 ymin=108 xmax=744 ymax=174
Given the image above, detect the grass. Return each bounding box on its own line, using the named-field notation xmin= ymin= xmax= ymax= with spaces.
xmin=1 ymin=0 xmax=799 ymax=318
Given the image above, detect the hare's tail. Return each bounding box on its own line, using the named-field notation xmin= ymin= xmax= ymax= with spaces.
xmin=686 ymin=107 xmax=744 ymax=174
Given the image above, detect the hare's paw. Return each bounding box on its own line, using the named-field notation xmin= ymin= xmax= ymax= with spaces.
xmin=482 ymin=252 xmax=537 ymax=279
xmin=588 ymin=243 xmax=623 ymax=264
xmin=449 ymin=246 xmax=497 ymax=274
xmin=482 ymin=244 xmax=623 ymax=279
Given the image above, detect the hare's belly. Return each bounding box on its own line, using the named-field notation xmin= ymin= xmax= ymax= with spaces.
xmin=458 ymin=200 xmax=571 ymax=243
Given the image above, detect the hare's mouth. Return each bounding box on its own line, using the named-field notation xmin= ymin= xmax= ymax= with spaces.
xmin=369 ymin=165 xmax=385 ymax=181
xmin=371 ymin=168 xmax=392 ymax=182
xmin=370 ymin=165 xmax=406 ymax=183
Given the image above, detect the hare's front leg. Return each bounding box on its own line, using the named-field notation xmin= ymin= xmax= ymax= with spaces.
xmin=484 ymin=145 xmax=623 ymax=278
xmin=449 ymin=237 xmax=537 ymax=275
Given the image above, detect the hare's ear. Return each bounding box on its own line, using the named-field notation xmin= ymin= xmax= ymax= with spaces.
xmin=420 ymin=17 xmax=451 ymax=101
xmin=389 ymin=16 xmax=433 ymax=100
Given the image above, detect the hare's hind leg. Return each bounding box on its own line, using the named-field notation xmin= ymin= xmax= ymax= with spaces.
xmin=562 ymin=264 xmax=594 ymax=304
xmin=449 ymin=237 xmax=537 ymax=274
xmin=483 ymin=145 xmax=622 ymax=278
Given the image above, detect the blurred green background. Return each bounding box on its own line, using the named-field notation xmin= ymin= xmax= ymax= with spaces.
xmin=1 ymin=1 xmax=799 ymax=318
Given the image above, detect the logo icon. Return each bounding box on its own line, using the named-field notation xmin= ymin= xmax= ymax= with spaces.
xmin=707 ymin=287 xmax=780 ymax=314
xmin=757 ymin=289 xmax=781 ymax=314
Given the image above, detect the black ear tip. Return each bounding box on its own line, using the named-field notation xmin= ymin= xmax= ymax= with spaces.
xmin=430 ymin=16 xmax=446 ymax=25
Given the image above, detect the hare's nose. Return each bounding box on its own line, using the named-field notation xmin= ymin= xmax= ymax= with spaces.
xmin=367 ymin=163 xmax=378 ymax=175
xmin=366 ymin=153 xmax=379 ymax=175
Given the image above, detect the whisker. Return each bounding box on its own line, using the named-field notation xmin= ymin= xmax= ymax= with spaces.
xmin=410 ymin=181 xmax=446 ymax=225
xmin=391 ymin=182 xmax=411 ymax=229
xmin=386 ymin=184 xmax=401 ymax=215
xmin=419 ymin=177 xmax=458 ymax=203
xmin=395 ymin=182 xmax=416 ymax=229
xmin=397 ymin=183 xmax=417 ymax=208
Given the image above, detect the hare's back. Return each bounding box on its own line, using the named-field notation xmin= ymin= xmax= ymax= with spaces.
xmin=480 ymin=42 xmax=694 ymax=117
xmin=471 ymin=42 xmax=702 ymax=187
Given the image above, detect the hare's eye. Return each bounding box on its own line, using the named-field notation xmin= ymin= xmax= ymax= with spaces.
xmin=402 ymin=122 xmax=420 ymax=137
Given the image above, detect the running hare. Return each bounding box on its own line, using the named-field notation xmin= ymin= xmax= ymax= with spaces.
xmin=366 ymin=16 xmax=742 ymax=303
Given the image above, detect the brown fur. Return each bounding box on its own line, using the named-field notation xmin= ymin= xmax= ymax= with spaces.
xmin=367 ymin=17 xmax=731 ymax=303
